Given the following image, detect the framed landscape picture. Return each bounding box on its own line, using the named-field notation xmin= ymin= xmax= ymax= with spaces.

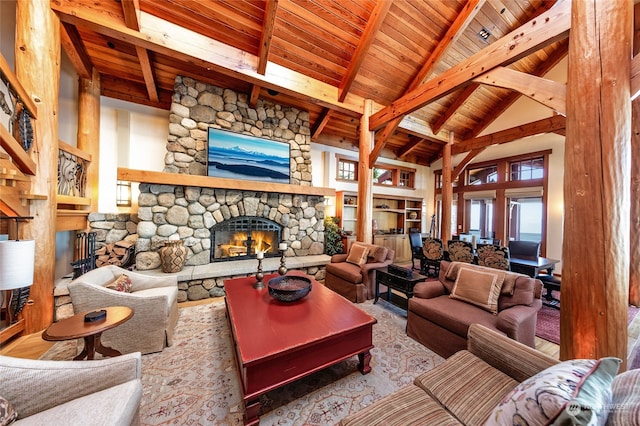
xmin=207 ymin=128 xmax=290 ymax=184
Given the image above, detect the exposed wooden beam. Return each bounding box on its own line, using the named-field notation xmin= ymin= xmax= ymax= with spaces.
xmin=50 ymin=0 xmax=433 ymax=140
xmin=369 ymin=0 xmax=484 ymax=166
xmin=453 ymin=148 xmax=485 ymax=179
xmin=59 ymin=22 xmax=92 ymax=80
xmin=257 ymin=0 xmax=278 ymax=75
xmin=311 ymin=109 xmax=333 ymax=140
xmin=397 ymin=136 xmax=426 ymax=159
xmin=472 ymin=67 xmax=566 ymax=114
xmin=465 ymin=40 xmax=569 ymax=139
xmin=431 ymin=84 xmax=479 ymax=135
xmin=452 ymin=115 xmax=566 ymax=155
xmin=431 ymin=1 xmax=561 ymax=136
xmin=120 ymin=0 xmax=158 ymax=103
xmin=249 ymin=84 xmax=261 ymax=108
xmin=369 ymin=0 xmax=571 ymax=131
xmin=338 ymin=0 xmax=392 ymax=102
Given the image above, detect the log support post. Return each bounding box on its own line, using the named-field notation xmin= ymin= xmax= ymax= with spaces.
xmin=15 ymin=0 xmax=60 ymax=333
xmin=562 ymin=0 xmax=632 ymax=369
xmin=440 ymin=132 xmax=453 ymax=244
xmin=78 ymin=67 xmax=101 ymax=212
xmin=356 ymin=100 xmax=374 ymax=244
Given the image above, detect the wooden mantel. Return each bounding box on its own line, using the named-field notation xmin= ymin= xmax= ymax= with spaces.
xmin=118 ymin=168 xmax=336 ymax=197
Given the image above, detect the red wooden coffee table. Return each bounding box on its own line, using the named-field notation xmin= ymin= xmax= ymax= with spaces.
xmin=225 ymin=271 xmax=376 ymax=425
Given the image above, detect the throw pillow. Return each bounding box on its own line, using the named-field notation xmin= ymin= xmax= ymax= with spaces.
xmin=0 ymin=396 xmax=18 ymax=426
xmin=449 ymin=266 xmax=505 ymax=314
xmin=346 ymin=244 xmax=370 ymax=267
xmin=488 ymin=357 xmax=621 ymax=426
xmin=607 ymin=369 xmax=640 ymax=425
xmin=105 ymin=274 xmax=133 ymax=292
xmin=367 ymin=245 xmax=388 ymax=263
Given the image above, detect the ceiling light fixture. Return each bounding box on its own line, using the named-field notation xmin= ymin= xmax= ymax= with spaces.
xmin=478 ymin=27 xmax=491 ymax=42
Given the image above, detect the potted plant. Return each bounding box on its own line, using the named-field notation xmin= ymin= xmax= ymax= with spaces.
xmin=324 ymin=216 xmax=344 ymax=256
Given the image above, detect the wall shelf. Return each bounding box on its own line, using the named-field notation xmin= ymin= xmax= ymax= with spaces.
xmin=118 ymin=168 xmax=335 ymax=197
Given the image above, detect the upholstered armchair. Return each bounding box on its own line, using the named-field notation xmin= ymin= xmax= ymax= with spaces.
xmin=325 ymin=242 xmax=395 ymax=303
xmin=446 ymin=240 xmax=474 ymax=263
xmin=476 ymin=243 xmax=511 ymax=270
xmin=421 ymin=237 xmax=444 ymax=277
xmin=67 ymin=265 xmax=179 ymax=355
xmin=0 ymin=352 xmax=142 ymax=425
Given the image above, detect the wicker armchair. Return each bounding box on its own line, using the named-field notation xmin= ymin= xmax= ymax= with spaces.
xmin=0 ymin=352 xmax=142 ymax=425
xmin=67 ymin=265 xmax=179 ymax=355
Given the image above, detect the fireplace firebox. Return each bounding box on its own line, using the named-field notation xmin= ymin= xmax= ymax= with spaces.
xmin=211 ymin=217 xmax=282 ymax=262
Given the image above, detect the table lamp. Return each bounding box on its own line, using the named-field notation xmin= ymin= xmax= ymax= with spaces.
xmin=0 ymin=239 xmax=35 ymax=325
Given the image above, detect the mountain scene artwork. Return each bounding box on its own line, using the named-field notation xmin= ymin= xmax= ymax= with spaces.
xmin=207 ymin=127 xmax=290 ymax=183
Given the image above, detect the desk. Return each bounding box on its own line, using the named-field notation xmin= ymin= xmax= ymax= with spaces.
xmin=509 ymin=256 xmax=560 ymax=278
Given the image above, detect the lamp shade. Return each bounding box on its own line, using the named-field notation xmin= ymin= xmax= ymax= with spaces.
xmin=0 ymin=240 xmax=35 ymax=290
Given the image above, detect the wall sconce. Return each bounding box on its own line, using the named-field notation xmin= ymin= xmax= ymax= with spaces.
xmin=116 ymin=180 xmax=132 ymax=207
xmin=0 ymin=216 xmax=35 ymax=325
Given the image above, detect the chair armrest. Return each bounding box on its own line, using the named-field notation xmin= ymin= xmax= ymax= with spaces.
xmin=0 ymin=352 xmax=141 ymax=418
xmin=331 ymin=253 xmax=349 ymax=263
xmin=413 ymin=280 xmax=446 ymax=299
xmin=467 ymin=324 xmax=558 ymax=383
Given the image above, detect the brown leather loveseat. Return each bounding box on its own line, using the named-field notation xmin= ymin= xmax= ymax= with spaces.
xmin=325 ymin=242 xmax=394 ymax=303
xmin=407 ymin=260 xmax=543 ymax=357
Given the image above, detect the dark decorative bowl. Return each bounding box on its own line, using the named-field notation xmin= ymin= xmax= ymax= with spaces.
xmin=268 ymin=275 xmax=312 ymax=302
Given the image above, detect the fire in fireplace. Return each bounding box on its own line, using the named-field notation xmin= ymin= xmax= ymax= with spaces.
xmin=211 ymin=217 xmax=282 ymax=262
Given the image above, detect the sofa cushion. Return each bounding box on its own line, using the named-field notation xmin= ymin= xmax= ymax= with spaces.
xmin=346 ymin=244 xmax=370 ymax=266
xmin=607 ymin=369 xmax=640 ymax=425
xmin=367 ymin=245 xmax=388 ymax=263
xmin=498 ymin=276 xmax=535 ymax=310
xmin=339 ymin=385 xmax=462 ymax=426
xmin=444 ymin=261 xmax=522 ymax=295
xmin=326 ymin=262 xmax=364 ymax=284
xmin=409 ymin=296 xmax=499 ymax=339
xmin=14 ymin=380 xmax=141 ymax=426
xmin=414 ymin=350 xmax=518 ymax=425
xmin=0 ymin=396 xmax=17 ymax=426
xmin=450 ymin=266 xmax=505 ymax=314
xmin=489 ymin=357 xmax=621 ymax=426
xmin=105 ymin=274 xmax=133 ymax=293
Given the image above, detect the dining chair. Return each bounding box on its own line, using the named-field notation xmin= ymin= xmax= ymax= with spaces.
xmin=508 ymin=240 xmax=540 ymax=260
xmin=409 ymin=231 xmax=425 ymax=271
xmin=476 ymin=244 xmax=511 ymax=270
xmin=422 ymin=237 xmax=444 ymax=277
xmin=446 ymin=240 xmax=474 ymax=264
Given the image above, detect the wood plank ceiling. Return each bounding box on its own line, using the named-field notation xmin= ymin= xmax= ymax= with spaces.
xmin=51 ymin=0 xmax=568 ymax=166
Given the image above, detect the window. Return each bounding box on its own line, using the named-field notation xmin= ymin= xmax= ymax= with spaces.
xmin=435 ymin=172 xmax=459 ymax=189
xmin=509 ymin=197 xmax=543 ymax=242
xmin=510 ymin=157 xmax=544 ymax=181
xmin=337 ymin=159 xmax=357 ymax=181
xmin=373 ymin=167 xmax=393 ymax=185
xmin=468 ymin=165 xmax=498 ymax=185
xmin=399 ymin=170 xmax=412 ymax=187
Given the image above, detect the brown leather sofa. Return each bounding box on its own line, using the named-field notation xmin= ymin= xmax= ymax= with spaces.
xmin=325 ymin=243 xmax=394 ymax=302
xmin=407 ymin=260 xmax=543 ymax=358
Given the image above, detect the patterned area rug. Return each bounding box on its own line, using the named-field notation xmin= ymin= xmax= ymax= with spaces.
xmin=535 ymin=291 xmax=640 ymax=345
xmin=41 ymin=299 xmax=443 ymax=425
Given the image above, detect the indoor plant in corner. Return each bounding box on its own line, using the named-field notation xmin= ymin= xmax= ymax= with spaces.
xmin=324 ymin=216 xmax=344 ymax=256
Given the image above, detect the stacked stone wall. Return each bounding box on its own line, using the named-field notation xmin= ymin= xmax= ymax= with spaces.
xmin=134 ymin=185 xmax=325 ymax=270
xmin=165 ymin=76 xmax=312 ymax=186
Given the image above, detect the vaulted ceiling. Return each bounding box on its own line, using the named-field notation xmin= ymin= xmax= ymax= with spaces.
xmin=51 ymin=0 xmax=569 ymax=166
